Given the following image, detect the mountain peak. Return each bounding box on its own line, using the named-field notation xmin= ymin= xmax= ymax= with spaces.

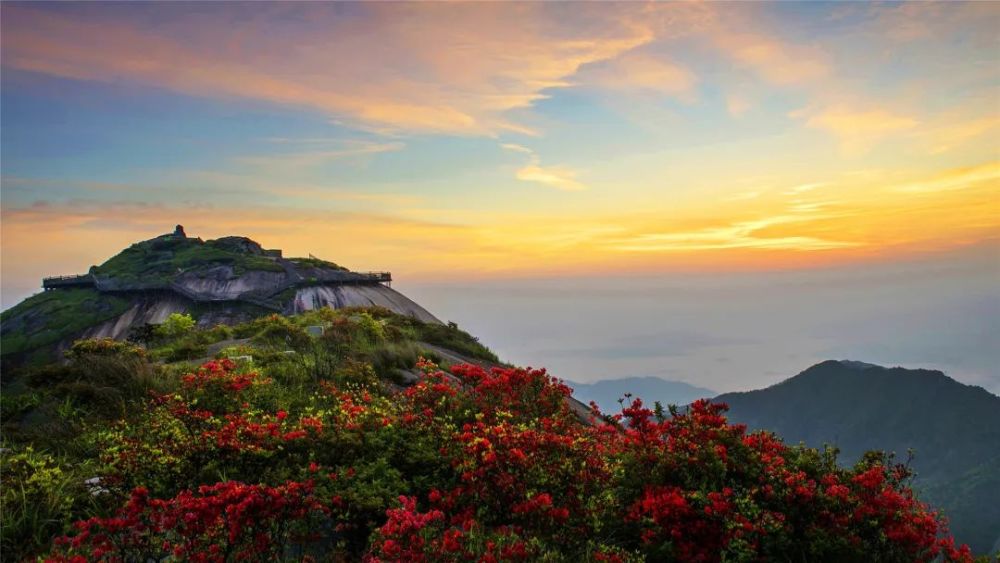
xmin=1 ymin=228 xmax=440 ymax=365
xmin=834 ymin=359 xmax=882 ymax=370
xmin=716 ymin=362 xmax=1000 ymax=554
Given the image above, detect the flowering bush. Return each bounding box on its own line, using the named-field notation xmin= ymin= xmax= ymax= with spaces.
xmin=42 ymin=358 xmax=972 ymax=562
xmin=47 ymin=481 xmax=326 ymax=562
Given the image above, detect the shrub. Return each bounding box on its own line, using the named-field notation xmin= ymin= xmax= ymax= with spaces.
xmin=158 ymin=340 xmax=209 ymax=363
xmin=66 ymin=338 xmax=146 ymax=361
xmin=24 ymin=338 xmax=164 ymax=419
xmin=155 ymin=313 xmax=196 ymax=339
xmin=203 ymin=323 xmax=234 ymax=342
xmin=217 ymin=344 xmax=255 ymax=360
xmin=354 ymin=311 xmax=386 ymax=342
xmin=250 ymin=315 xmax=312 ymax=350
xmin=0 ymin=446 xmax=106 ymax=561
xmin=367 ymin=341 xmax=440 ymax=381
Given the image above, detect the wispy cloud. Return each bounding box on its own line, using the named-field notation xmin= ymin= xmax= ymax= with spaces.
xmin=499 ymin=143 xmax=533 ymax=155
xmin=724 ymin=190 xmax=761 ymax=202
xmin=1 ymin=172 xmax=423 ymax=209
xmin=1 ymin=1 xmax=998 ymax=296
xmin=921 ymin=114 xmax=1000 ymax=155
xmin=607 ymin=213 xmax=860 ymax=253
xmin=516 ymin=164 xmax=586 ymax=192
xmin=892 ymin=162 xmax=1000 ymax=194
xmin=501 ymin=143 xmax=586 ymax=192
xmin=3 ymin=159 xmax=998 ymax=299
xmin=0 ymin=4 xmax=655 ymax=137
xmin=578 ymin=50 xmax=698 ymax=102
xmin=234 ymin=141 xmax=404 ymax=169
xmin=782 ymin=182 xmax=829 ymax=196
xmin=795 ymin=106 xmax=919 ymax=156
xmin=707 ymin=18 xmax=830 ymax=87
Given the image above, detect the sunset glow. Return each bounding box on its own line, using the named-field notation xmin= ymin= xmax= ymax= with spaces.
xmin=2 ymin=2 xmax=998 ymax=300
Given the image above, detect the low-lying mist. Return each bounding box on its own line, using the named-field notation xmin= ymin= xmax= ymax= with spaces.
xmin=404 ymin=245 xmax=998 ymax=395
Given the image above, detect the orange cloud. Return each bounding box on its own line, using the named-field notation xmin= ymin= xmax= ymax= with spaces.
xmin=922 ymin=114 xmax=1000 ymax=155
xmin=579 ymin=50 xmax=698 ymax=102
xmin=710 ymin=31 xmax=829 ymax=86
xmin=515 ymin=163 xmax=586 ymax=192
xmin=1 ymin=2 xmax=997 ymax=294
xmin=1 ymin=4 xmax=655 ymax=137
xmin=891 ymin=162 xmax=1000 ymax=194
xmin=501 ymin=144 xmax=587 ymax=192
xmin=796 ymin=106 xmax=919 ymax=156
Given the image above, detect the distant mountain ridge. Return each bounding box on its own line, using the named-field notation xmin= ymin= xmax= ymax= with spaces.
xmin=717 ymin=360 xmax=1000 ymax=555
xmin=567 ymin=376 xmax=715 ymax=415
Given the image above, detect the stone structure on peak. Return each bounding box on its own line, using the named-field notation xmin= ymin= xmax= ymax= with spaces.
xmin=14 ymin=226 xmax=439 ymax=360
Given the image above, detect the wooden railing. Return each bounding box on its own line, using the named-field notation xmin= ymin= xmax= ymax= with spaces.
xmin=42 ymin=274 xmax=95 ymax=290
xmin=358 ymin=272 xmax=392 ymax=284
xmin=42 ymin=271 xmax=391 ymax=298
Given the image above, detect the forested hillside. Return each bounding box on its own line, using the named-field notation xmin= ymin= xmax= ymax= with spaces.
xmin=717 ymin=360 xmax=1000 ymax=555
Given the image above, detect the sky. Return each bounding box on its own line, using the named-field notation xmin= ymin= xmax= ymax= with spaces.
xmin=1 ymin=2 xmax=998 ymax=392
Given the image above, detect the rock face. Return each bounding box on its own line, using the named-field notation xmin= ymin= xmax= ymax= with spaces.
xmin=1 ymin=228 xmax=441 ymax=364
xmin=81 ymin=294 xmax=190 ymax=340
xmin=290 ymin=285 xmax=438 ymax=323
xmin=173 ymin=267 xmax=287 ymax=301
xmin=69 ymin=284 xmax=439 ymax=343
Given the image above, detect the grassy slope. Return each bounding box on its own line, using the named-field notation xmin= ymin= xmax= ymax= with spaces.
xmin=2 ymin=306 xmax=498 ymax=456
xmin=0 ymin=289 xmax=131 ymax=360
xmin=287 ymin=256 xmax=348 ymax=271
xmin=94 ymin=236 xmax=284 ymax=282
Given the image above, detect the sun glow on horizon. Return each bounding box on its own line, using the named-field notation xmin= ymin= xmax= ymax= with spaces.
xmin=1 ymin=1 xmax=998 ymax=304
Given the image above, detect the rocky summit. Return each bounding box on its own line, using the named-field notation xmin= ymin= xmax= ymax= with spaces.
xmin=0 ymin=226 xmax=438 ymax=364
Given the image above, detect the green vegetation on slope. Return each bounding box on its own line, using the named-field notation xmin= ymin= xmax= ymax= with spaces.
xmin=287 ymin=256 xmax=349 ymax=271
xmin=1 ymin=327 xmax=977 ymax=562
xmin=0 ymin=289 xmax=131 ymax=362
xmin=93 ymin=235 xmax=283 ymax=282
xmin=1 ymin=306 xmax=498 ymax=559
xmin=413 ymin=322 xmax=497 ymax=363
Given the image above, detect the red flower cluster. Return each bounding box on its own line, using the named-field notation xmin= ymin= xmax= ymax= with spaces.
xmin=49 ymin=358 xmax=972 ymax=562
xmin=47 ymin=481 xmax=325 ymax=562
xmin=203 ymin=411 xmax=324 ymax=451
xmin=449 ymin=363 xmax=573 ymax=423
xmin=180 ymin=359 xmax=263 ymax=394
xmin=367 ymin=495 xmax=536 ymax=563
